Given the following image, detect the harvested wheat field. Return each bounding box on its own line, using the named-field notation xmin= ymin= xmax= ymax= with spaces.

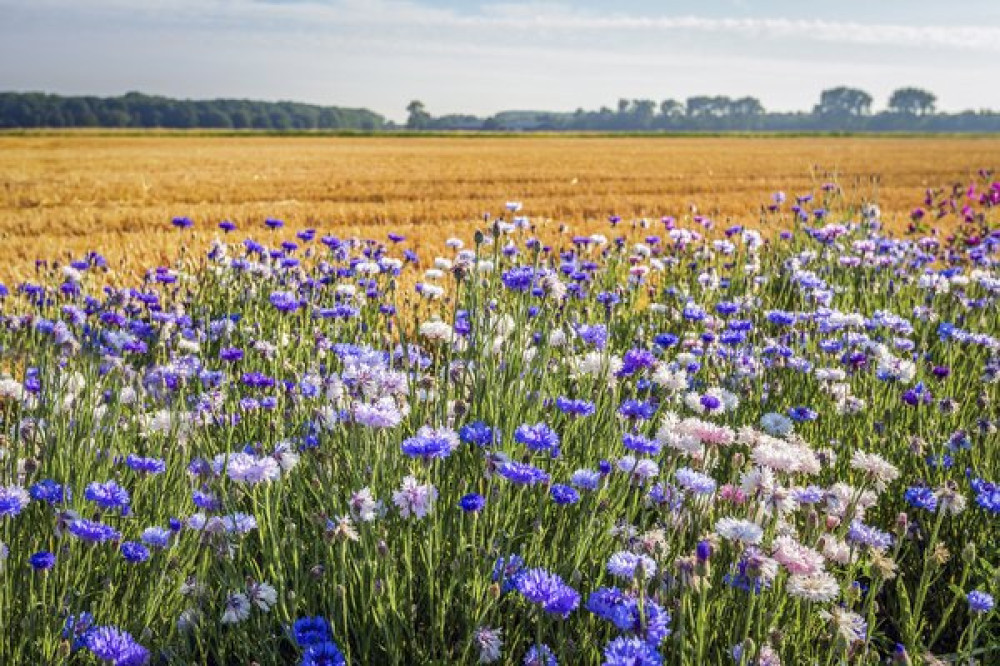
xmin=1 ymin=134 xmax=997 ymax=280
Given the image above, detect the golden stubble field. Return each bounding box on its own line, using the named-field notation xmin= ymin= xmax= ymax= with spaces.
xmin=1 ymin=134 xmax=998 ymax=282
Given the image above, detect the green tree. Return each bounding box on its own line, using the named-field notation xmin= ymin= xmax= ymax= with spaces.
xmin=814 ymin=87 xmax=873 ymax=117
xmin=888 ymin=87 xmax=936 ymax=115
xmin=406 ymin=100 xmax=430 ymax=130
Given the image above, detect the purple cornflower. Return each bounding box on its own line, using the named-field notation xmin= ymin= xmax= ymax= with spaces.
xmin=497 ymin=461 xmax=550 ymax=486
xmin=549 ymin=484 xmax=580 ymax=505
xmin=125 ymin=455 xmax=166 ymax=475
xmin=968 ymin=590 xmax=995 ymax=614
xmin=400 ymin=426 xmax=460 ymax=461
xmin=83 ymin=626 xmax=149 ymax=665
xmin=515 ymin=568 xmax=580 ymax=618
xmin=514 ymin=423 xmax=560 ymax=456
xmin=84 ymin=481 xmax=131 ymax=515
xmin=120 ymin=542 xmax=150 ymax=564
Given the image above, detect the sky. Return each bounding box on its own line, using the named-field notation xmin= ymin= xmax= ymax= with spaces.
xmin=2 ymin=0 xmax=999 ymax=122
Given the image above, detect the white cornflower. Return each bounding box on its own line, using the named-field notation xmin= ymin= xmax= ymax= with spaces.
xmin=350 ymin=487 xmax=384 ymax=522
xmin=419 ymin=320 xmax=454 ymax=343
xmin=760 ymin=412 xmax=794 ymax=437
xmin=786 ymin=572 xmax=840 ymax=603
xmin=715 ymin=517 xmax=763 ymax=545
xmin=221 ymin=592 xmax=252 ymax=624
xmin=850 ymin=451 xmax=900 ymax=492
xmin=393 ymin=475 xmax=438 ymax=519
xmin=247 ymin=581 xmax=277 ymax=611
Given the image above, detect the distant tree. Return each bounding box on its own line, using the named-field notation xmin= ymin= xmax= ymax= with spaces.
xmin=814 ymin=87 xmax=873 ymax=117
xmin=406 ymin=100 xmax=430 ymax=130
xmin=888 ymin=87 xmax=936 ymax=115
xmin=632 ymin=99 xmax=657 ymax=128
xmin=731 ymin=96 xmax=764 ymax=116
xmin=659 ymin=99 xmax=684 ymax=117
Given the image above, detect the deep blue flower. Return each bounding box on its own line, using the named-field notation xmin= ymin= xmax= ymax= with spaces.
xmin=549 ymin=484 xmax=580 ymax=505
xmin=120 ymin=541 xmax=150 ymax=564
xmin=171 ymin=216 xmax=194 ymax=229
xmin=492 ymin=554 xmax=526 ymax=593
xmin=125 ymin=455 xmax=166 ymax=475
xmin=293 ymin=616 xmax=331 ymax=647
xmin=400 ymin=427 xmax=460 ymax=461
xmin=788 ymin=406 xmax=817 ymax=422
xmin=29 ymin=479 xmax=67 ymax=505
xmin=904 ymin=486 xmax=938 ymax=512
xmin=459 ymin=421 xmax=497 ymax=447
xmin=85 ymin=481 xmax=131 ymax=515
xmin=29 ymin=550 xmax=56 ymax=570
xmin=458 ymin=493 xmax=487 ymax=513
xmin=618 ymin=399 xmax=656 ymax=421
xmin=622 ymin=433 xmax=660 ymax=455
xmin=555 ymin=397 xmax=594 ymax=417
xmin=972 ymin=478 xmax=1000 ymax=513
xmin=603 ymin=637 xmax=663 ymax=666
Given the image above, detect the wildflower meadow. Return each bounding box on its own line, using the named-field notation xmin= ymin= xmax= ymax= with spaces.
xmin=1 ymin=178 xmax=999 ymax=665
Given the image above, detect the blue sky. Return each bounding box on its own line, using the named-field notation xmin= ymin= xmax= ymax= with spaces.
xmin=2 ymin=0 xmax=998 ymax=121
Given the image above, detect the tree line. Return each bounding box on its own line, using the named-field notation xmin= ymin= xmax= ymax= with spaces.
xmin=0 ymin=92 xmax=386 ymax=130
xmin=407 ymin=87 xmax=1000 ymax=132
xmin=2 ymin=87 xmax=999 ymax=132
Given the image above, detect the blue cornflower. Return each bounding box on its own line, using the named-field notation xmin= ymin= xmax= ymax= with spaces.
xmin=85 ymin=481 xmax=131 ymax=515
xmin=971 ymin=478 xmax=1000 ymax=513
xmin=620 ymin=349 xmax=657 ymax=376
xmin=400 ymin=426 xmax=460 ymax=461
xmin=622 ymin=432 xmax=661 ymax=456
xmin=219 ymin=347 xmax=244 ymax=362
xmin=500 ymin=266 xmax=536 ymax=291
xmin=515 ymin=569 xmax=580 ymax=617
xmin=68 ymin=519 xmax=121 ymax=543
xmin=120 ymin=542 xmax=150 ymax=564
xmin=570 ymin=469 xmax=601 ymax=491
xmin=300 ymin=641 xmax=346 ymax=666
xmin=904 ymin=486 xmax=938 ymax=512
xmin=555 ymin=397 xmax=595 ymax=417
xmin=0 ymin=485 xmax=30 ymax=518
xmin=293 ymin=616 xmax=331 ymax=647
xmin=125 ymin=455 xmax=166 ymax=475
xmin=140 ymin=527 xmax=171 ymax=549
xmin=788 ymin=406 xmax=818 ymax=422
xmin=576 ymin=324 xmax=608 ymax=349
xmin=83 ymin=625 xmax=148 ymax=665
xmin=29 ymin=551 xmax=56 ymax=570
xmin=514 ymin=423 xmax=560 ymax=456
xmin=523 ymin=643 xmax=557 ymax=666
xmin=459 ymin=493 xmax=487 ymax=513
xmin=459 ymin=421 xmax=497 ymax=447
xmin=497 ymin=461 xmax=550 ymax=486
xmin=171 ymin=216 xmax=193 ymax=229
xmin=549 ymin=484 xmax=580 ymax=505
xmin=767 ymin=310 xmax=797 ymax=326
xmin=618 ymin=399 xmax=657 ymax=421
xmin=264 ymin=217 xmax=285 ymax=229
xmin=968 ymin=590 xmax=995 ymax=614
xmin=603 ymin=637 xmax=663 ymax=666
xmin=269 ymin=291 xmax=301 ymax=313
xmin=29 ymin=479 xmax=68 ymax=505
xmin=492 ymin=554 xmax=526 ymax=594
